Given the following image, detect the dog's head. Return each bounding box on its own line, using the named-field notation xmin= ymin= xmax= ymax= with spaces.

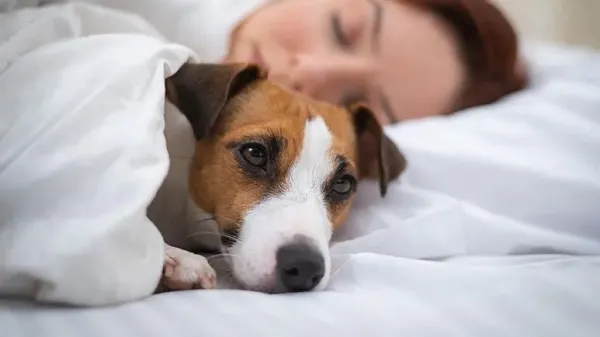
xmin=166 ymin=62 xmax=406 ymax=293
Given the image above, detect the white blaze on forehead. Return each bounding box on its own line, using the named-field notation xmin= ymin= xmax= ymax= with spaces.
xmin=230 ymin=117 xmax=336 ymax=292
xmin=286 ymin=116 xmax=335 ymax=201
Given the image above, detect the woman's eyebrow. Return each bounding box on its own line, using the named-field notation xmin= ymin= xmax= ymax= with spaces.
xmin=368 ymin=0 xmax=383 ymax=51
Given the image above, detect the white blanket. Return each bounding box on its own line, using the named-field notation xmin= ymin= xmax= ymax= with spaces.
xmin=0 ymin=3 xmax=194 ymax=305
xmin=1 ymin=2 xmax=600 ymax=337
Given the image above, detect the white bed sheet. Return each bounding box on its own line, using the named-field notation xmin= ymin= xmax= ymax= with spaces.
xmin=1 ymin=2 xmax=600 ymax=337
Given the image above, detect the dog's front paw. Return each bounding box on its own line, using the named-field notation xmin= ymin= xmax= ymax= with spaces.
xmin=159 ymin=244 xmax=217 ymax=291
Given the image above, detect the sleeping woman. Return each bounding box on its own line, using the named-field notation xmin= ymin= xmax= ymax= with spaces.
xmin=71 ymin=0 xmax=528 ymax=124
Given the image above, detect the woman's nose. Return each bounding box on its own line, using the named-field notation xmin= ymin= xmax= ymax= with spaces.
xmin=288 ymin=54 xmax=326 ymax=95
xmin=271 ymin=53 xmax=374 ymax=100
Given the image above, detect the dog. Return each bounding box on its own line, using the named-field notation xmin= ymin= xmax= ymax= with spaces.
xmin=148 ymin=62 xmax=406 ymax=294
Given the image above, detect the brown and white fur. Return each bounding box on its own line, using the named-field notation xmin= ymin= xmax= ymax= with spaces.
xmin=149 ymin=63 xmax=406 ymax=294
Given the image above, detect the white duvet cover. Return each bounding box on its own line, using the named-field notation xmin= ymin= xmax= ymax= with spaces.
xmin=1 ymin=2 xmax=600 ymax=337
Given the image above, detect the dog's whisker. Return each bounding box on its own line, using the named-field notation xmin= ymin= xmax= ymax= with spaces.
xmin=197 ymin=213 xmax=239 ymax=225
xmin=185 ymin=231 xmax=218 ymax=239
xmin=330 ymin=265 xmax=343 ymax=276
xmin=207 ymin=253 xmax=239 ymax=260
xmin=219 ymin=233 xmax=241 ymax=243
xmin=186 ymin=231 xmax=241 ymax=245
xmin=194 ymin=216 xmax=216 ymax=224
xmin=188 ymin=213 xmax=244 ymax=244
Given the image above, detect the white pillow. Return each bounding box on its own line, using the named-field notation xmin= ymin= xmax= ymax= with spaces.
xmin=53 ymin=0 xmax=269 ymax=62
xmin=0 ymin=3 xmax=193 ymax=305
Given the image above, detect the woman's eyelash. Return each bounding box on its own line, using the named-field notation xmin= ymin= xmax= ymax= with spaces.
xmin=331 ymin=12 xmax=351 ymax=48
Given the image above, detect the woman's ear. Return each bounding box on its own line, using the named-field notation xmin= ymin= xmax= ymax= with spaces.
xmin=351 ymin=104 xmax=406 ymax=197
xmin=165 ymin=62 xmax=267 ymax=140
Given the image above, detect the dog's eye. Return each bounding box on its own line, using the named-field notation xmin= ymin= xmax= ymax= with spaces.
xmin=240 ymin=143 xmax=268 ymax=167
xmin=331 ymin=175 xmax=355 ymax=195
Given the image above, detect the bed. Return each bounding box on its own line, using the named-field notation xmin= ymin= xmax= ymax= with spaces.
xmin=1 ymin=1 xmax=600 ymax=337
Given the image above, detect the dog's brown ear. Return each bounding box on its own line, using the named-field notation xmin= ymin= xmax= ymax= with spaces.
xmin=351 ymin=104 xmax=406 ymax=197
xmin=165 ymin=62 xmax=266 ymax=140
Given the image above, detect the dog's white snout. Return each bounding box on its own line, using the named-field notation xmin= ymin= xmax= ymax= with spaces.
xmin=229 ymin=196 xmax=332 ymax=293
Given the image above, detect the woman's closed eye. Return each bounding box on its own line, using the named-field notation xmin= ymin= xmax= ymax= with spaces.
xmin=331 ymin=11 xmax=352 ymax=49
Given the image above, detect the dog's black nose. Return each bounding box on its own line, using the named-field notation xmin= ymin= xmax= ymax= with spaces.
xmin=276 ymin=240 xmax=325 ymax=292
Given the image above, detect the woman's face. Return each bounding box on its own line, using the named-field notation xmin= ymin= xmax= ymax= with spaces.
xmin=226 ymin=0 xmax=466 ymax=123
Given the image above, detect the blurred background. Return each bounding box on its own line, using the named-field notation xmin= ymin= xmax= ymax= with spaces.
xmin=493 ymin=0 xmax=600 ymax=50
